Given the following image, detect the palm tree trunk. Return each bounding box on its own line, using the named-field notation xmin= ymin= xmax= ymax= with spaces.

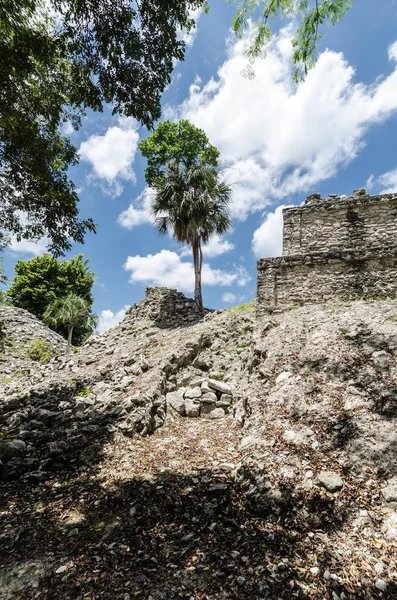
xmin=192 ymin=237 xmax=204 ymax=315
xmin=66 ymin=325 xmax=74 ymax=356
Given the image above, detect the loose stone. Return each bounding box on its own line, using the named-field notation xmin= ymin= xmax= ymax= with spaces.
xmin=317 ymin=471 xmax=344 ymax=492
xmin=207 ymin=379 xmax=232 ymax=395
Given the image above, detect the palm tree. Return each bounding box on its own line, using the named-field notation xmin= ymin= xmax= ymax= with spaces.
xmin=152 ymin=163 xmax=232 ymax=314
xmin=43 ymin=293 xmax=98 ymax=355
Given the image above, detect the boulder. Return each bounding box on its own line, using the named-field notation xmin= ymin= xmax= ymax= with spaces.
xmin=0 ymin=439 xmax=26 ymax=462
xmin=209 ymin=408 xmax=225 ymax=419
xmin=317 ymin=471 xmax=344 ymax=492
xmin=166 ymin=391 xmax=185 ymax=416
xmin=185 ymin=399 xmax=200 ymax=417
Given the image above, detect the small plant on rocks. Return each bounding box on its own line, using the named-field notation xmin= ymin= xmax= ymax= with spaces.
xmin=28 ymin=339 xmax=53 ymax=364
xmin=76 ymin=387 xmax=94 ymax=397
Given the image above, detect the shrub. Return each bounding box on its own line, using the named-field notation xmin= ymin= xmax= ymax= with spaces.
xmin=28 ymin=339 xmax=53 ymax=364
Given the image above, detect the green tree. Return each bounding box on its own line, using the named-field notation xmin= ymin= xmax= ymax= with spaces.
xmin=0 ymin=0 xmax=208 ymax=254
xmin=44 ymin=294 xmax=98 ymax=355
xmin=140 ymin=120 xmax=232 ymax=313
xmin=7 ymin=254 xmax=95 ymax=344
xmin=139 ymin=119 xmax=220 ymax=188
xmin=230 ymin=0 xmax=353 ymax=81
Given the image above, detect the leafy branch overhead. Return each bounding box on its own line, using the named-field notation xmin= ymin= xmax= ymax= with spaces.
xmin=230 ymin=0 xmax=353 ymax=81
xmin=0 ymin=0 xmax=208 ymax=255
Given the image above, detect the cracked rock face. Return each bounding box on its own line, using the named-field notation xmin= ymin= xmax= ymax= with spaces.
xmin=0 ymin=288 xmax=254 ymax=480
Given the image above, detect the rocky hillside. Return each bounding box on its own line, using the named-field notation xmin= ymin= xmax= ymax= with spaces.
xmin=1 ymin=289 xmax=397 ymax=599
xmin=0 ymin=306 xmax=67 ymax=397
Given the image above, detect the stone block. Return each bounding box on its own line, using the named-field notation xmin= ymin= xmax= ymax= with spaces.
xmin=185 ymin=399 xmax=200 ymax=417
xmin=201 ymin=392 xmax=217 ymax=404
xmin=207 ymin=379 xmax=232 ymax=395
xmin=184 ymin=387 xmax=202 ymax=399
xmin=166 ymin=391 xmax=185 ymax=416
xmin=209 ymin=408 xmax=225 ymax=419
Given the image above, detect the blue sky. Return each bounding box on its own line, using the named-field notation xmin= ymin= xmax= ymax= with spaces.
xmin=4 ymin=0 xmax=397 ymax=331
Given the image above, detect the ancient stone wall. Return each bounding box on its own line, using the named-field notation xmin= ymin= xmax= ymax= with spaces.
xmin=257 ymin=251 xmax=397 ymax=315
xmin=283 ymin=192 xmax=397 ymax=256
xmin=257 ymin=190 xmax=397 ymax=312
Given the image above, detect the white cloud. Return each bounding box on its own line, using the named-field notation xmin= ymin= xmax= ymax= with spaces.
xmin=222 ymin=292 xmax=236 ymax=303
xmin=63 ymin=121 xmax=75 ymax=136
xmin=124 ymin=249 xmax=250 ymax=292
xmin=179 ymin=7 xmax=203 ymax=49
xmin=118 ymin=187 xmax=155 ymax=229
xmin=169 ymin=29 xmax=397 ymax=219
xmin=8 ymin=236 xmax=50 ymax=257
xmin=367 ymin=167 xmax=397 ymax=194
xmin=204 ymin=235 xmax=235 ymax=257
xmin=180 ymin=234 xmax=235 ymax=258
xmin=79 ymin=117 xmax=140 ymax=195
xmin=252 ymin=204 xmax=293 ymax=258
xmin=97 ymin=305 xmax=129 ymax=333
xmin=5 ymin=211 xmax=50 ymax=256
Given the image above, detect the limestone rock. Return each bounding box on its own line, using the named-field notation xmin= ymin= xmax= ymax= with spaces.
xmin=201 ymin=381 xmax=212 ymax=393
xmin=209 ymin=408 xmax=225 ymax=419
xmin=375 ymin=580 xmax=387 ymax=592
xmin=166 ymin=391 xmax=185 ymax=416
xmin=185 ymin=399 xmax=200 ymax=417
xmin=217 ymin=394 xmax=232 ymax=407
xmin=276 ymin=371 xmax=292 ymax=384
xmin=317 ymin=471 xmax=344 ymax=492
xmin=282 ymin=428 xmax=314 ymax=446
xmin=207 ymin=379 xmax=232 ymax=395
xmin=381 ymin=478 xmax=397 ymax=503
xmin=184 ymin=387 xmax=202 ymax=399
xmin=0 ymin=440 xmax=26 ymax=462
xmin=200 ymin=392 xmax=217 ymax=404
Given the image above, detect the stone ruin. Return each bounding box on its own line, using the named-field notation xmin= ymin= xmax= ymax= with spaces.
xmin=257 ymin=189 xmax=397 ymax=315
xmin=123 ymin=286 xmax=212 ymax=328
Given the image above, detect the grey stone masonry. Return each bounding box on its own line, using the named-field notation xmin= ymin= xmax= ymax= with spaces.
xmin=257 ymin=189 xmax=397 ymax=314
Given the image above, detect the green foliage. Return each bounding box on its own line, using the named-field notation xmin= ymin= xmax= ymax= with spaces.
xmin=228 ymin=300 xmax=256 ymax=314
xmin=230 ymin=0 xmax=353 ymax=81
xmin=139 ymin=119 xmax=220 ymax=188
xmin=76 ymin=387 xmax=94 ymax=397
xmin=152 ymin=163 xmax=232 ymax=245
xmin=43 ymin=293 xmax=98 ymax=354
xmin=7 ymin=254 xmax=95 ymax=345
xmin=28 ymin=339 xmax=53 ymax=364
xmin=0 ymin=1 xmax=208 ymax=253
